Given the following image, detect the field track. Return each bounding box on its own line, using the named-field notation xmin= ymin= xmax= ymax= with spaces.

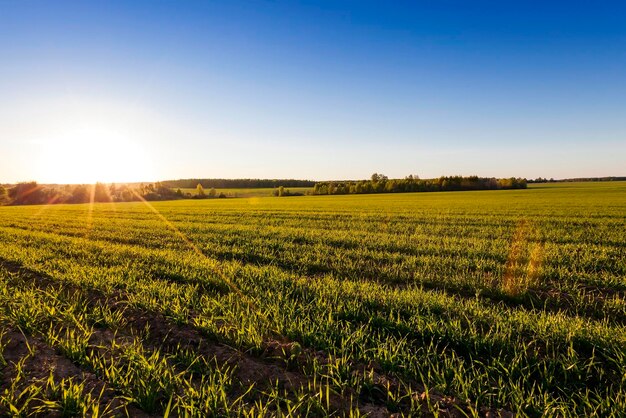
xmin=0 ymin=182 xmax=625 ymax=416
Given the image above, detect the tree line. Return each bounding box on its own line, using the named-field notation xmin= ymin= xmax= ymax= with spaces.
xmin=0 ymin=175 xmax=527 ymax=205
xmin=162 ymin=178 xmax=315 ymax=189
xmin=0 ymin=182 xmax=192 ymax=206
xmin=312 ymin=174 xmax=527 ymax=195
xmin=528 ymin=176 xmax=626 ymax=183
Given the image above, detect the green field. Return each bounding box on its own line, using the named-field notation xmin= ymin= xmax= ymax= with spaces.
xmin=0 ymin=182 xmax=625 ymax=416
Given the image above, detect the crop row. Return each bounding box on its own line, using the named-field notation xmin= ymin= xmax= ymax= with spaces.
xmin=0 ymin=184 xmax=625 ymax=416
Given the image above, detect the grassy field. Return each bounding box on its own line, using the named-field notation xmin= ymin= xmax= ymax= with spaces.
xmin=176 ymin=187 xmax=312 ymax=197
xmin=0 ymin=182 xmax=624 ymax=416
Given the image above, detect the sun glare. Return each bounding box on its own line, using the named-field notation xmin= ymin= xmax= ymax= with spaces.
xmin=36 ymin=131 xmax=154 ymax=184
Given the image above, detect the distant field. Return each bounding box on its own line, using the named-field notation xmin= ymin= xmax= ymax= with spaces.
xmin=175 ymin=186 xmax=312 ymax=197
xmin=0 ymin=182 xmax=625 ymax=416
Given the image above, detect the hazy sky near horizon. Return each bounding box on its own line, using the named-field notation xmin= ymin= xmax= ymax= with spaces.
xmin=1 ymin=0 xmax=625 ymax=183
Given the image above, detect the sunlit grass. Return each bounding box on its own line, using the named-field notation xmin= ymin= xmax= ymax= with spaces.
xmin=0 ymin=182 xmax=625 ymax=416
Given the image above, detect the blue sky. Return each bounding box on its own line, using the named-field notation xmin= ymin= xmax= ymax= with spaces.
xmin=1 ymin=0 xmax=625 ymax=183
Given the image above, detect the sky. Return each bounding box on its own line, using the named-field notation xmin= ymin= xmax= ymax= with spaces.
xmin=1 ymin=0 xmax=625 ymax=183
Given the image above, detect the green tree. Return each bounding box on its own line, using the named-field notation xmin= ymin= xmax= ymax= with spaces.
xmin=371 ymin=173 xmax=388 ymax=183
xmin=0 ymin=185 xmax=7 ymax=204
xmin=69 ymin=185 xmax=89 ymax=203
xmin=208 ymin=187 xmax=217 ymax=198
xmin=196 ymin=183 xmax=206 ymax=197
xmin=9 ymin=182 xmax=44 ymax=205
xmin=109 ymin=183 xmax=117 ymax=199
xmin=94 ymin=182 xmax=111 ymax=202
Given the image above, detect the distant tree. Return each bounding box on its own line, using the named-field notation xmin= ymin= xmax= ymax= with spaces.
xmin=70 ymin=185 xmax=89 ymax=203
xmin=94 ymin=183 xmax=111 ymax=202
xmin=0 ymin=185 xmax=7 ymax=204
xmin=176 ymin=188 xmax=183 ymax=197
xmin=278 ymin=186 xmax=285 ymax=197
xmin=120 ymin=186 xmax=137 ymax=202
xmin=196 ymin=183 xmax=206 ymax=197
xmin=157 ymin=182 xmax=177 ymax=199
xmin=9 ymin=182 xmax=44 ymax=205
xmin=208 ymin=187 xmax=217 ymax=198
xmin=371 ymin=173 xmax=388 ymax=182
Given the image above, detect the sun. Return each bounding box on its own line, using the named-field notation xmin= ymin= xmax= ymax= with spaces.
xmin=36 ymin=130 xmax=154 ymax=184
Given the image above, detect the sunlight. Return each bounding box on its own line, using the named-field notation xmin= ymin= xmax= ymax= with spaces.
xmin=35 ymin=129 xmax=154 ymax=184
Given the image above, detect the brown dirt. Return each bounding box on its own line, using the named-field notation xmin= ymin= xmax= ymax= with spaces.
xmin=0 ymin=328 xmax=151 ymax=417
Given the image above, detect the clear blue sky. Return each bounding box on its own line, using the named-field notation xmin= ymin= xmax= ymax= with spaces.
xmin=1 ymin=0 xmax=625 ymax=183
